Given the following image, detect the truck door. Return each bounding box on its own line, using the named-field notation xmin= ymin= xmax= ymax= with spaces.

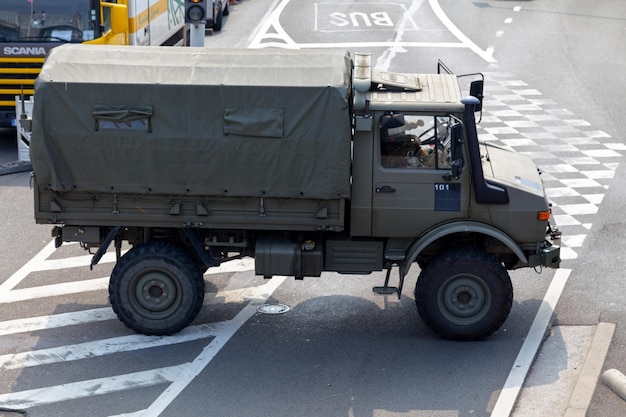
xmin=371 ymin=114 xmax=470 ymax=237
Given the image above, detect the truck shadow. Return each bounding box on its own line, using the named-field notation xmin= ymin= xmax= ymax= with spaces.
xmin=0 ymin=278 xmax=567 ymax=417
xmin=186 ymin=291 xmax=565 ymax=417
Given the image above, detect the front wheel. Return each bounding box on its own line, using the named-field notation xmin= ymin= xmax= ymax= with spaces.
xmin=109 ymin=241 xmax=205 ymax=335
xmin=415 ymin=248 xmax=513 ymax=340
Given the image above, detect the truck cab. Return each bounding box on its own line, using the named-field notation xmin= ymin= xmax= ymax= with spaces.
xmin=351 ymin=54 xmax=557 ymax=271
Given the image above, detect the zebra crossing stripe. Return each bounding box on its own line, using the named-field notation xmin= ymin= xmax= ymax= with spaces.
xmin=0 ymin=277 xmax=286 ymax=412
xmin=0 ymin=366 xmax=181 ymax=409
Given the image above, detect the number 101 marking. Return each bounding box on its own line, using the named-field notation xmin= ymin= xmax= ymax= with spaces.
xmin=434 ymin=183 xmax=450 ymax=191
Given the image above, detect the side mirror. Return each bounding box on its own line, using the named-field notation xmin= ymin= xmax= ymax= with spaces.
xmin=109 ymin=4 xmax=129 ymax=34
xmin=469 ymin=80 xmax=484 ymax=113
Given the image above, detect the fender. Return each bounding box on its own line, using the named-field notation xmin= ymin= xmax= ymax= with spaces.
xmin=400 ymin=220 xmax=528 ymax=273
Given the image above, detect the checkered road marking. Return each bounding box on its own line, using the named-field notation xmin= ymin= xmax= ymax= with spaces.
xmin=477 ymin=72 xmax=623 ymax=260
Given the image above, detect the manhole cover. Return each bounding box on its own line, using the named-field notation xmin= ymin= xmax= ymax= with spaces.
xmin=257 ymin=304 xmax=290 ymax=315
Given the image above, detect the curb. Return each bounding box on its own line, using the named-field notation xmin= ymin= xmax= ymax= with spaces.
xmin=564 ymin=322 xmax=616 ymax=417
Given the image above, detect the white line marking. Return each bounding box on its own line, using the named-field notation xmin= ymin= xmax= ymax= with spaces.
xmin=282 ymin=41 xmax=467 ymax=49
xmin=0 ymin=239 xmax=57 ymax=293
xmin=248 ymin=0 xmax=296 ymax=48
xmin=248 ymin=0 xmax=498 ymax=63
xmin=376 ymin=0 xmax=426 ymax=71
xmin=0 ymin=275 xmax=268 ymax=336
xmin=0 ymin=277 xmax=110 ymax=303
xmin=28 ymin=251 xmax=118 ymax=271
xmin=0 ymin=276 xmax=286 ymax=413
xmin=137 ymin=281 xmax=284 ymax=417
xmin=486 ymin=47 xmax=495 ymax=60
xmin=0 ymin=366 xmax=181 ymax=409
xmin=490 ymin=268 xmax=571 ymax=417
xmin=0 ymin=307 xmax=116 ymax=336
xmin=0 ymin=237 xmax=255 ymax=304
xmin=246 ymin=0 xmax=287 ymax=46
xmin=0 ymin=321 xmax=229 ymax=369
xmin=204 ymin=257 xmax=254 ymax=273
xmin=429 ymin=0 xmax=497 ymax=63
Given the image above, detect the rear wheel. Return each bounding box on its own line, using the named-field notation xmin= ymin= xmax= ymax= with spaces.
xmin=109 ymin=241 xmax=205 ymax=335
xmin=415 ymin=247 xmax=513 ymax=340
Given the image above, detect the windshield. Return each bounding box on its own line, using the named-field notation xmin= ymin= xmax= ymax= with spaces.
xmin=0 ymin=0 xmax=101 ymax=42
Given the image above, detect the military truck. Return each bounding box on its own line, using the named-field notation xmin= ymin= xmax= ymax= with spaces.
xmin=30 ymin=45 xmax=560 ymax=340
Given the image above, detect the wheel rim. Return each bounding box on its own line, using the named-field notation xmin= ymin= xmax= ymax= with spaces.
xmin=129 ymin=268 xmax=183 ymax=320
xmin=437 ymin=275 xmax=491 ymax=326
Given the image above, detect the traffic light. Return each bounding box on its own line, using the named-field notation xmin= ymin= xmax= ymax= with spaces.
xmin=185 ymin=0 xmax=207 ymax=24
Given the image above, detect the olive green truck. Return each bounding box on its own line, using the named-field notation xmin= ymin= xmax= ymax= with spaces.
xmin=30 ymin=45 xmax=560 ymax=340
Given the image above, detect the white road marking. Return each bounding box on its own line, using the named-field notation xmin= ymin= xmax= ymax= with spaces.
xmin=428 ymin=0 xmax=497 ymax=63
xmin=248 ymin=0 xmax=297 ymax=48
xmin=0 ymin=277 xmax=110 ymax=303
xmin=135 ymin=299 xmax=277 ymax=417
xmin=0 ymin=279 xmax=284 ymax=370
xmin=0 ymin=239 xmax=57 ymax=293
xmin=0 ymin=238 xmax=255 ymax=304
xmin=248 ymin=0 xmax=497 ymax=63
xmin=0 ymin=279 xmax=265 ymax=337
xmin=0 ymin=273 xmax=286 ymax=413
xmin=0 ymin=307 xmax=116 ymax=336
xmin=292 ymin=41 xmax=468 ymax=49
xmin=0 ymin=320 xmax=225 ymax=369
xmin=28 ymin=251 xmax=118 ymax=272
xmin=0 ymin=366 xmax=180 ymax=409
xmin=1 ymin=6 xmax=608 ymax=415
xmin=0 ymin=237 xmax=283 ymax=414
xmin=490 ymin=268 xmax=572 ymax=417
xmin=375 ymin=0 xmax=427 ymax=71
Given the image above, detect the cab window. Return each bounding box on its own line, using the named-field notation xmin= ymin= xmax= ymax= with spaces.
xmin=380 ymin=114 xmax=454 ymax=170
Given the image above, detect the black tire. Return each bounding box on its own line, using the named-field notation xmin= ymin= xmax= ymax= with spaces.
xmin=109 ymin=241 xmax=205 ymax=335
xmin=213 ymin=6 xmax=224 ymax=31
xmin=415 ymin=247 xmax=513 ymax=340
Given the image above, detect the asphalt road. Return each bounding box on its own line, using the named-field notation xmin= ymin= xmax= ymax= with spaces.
xmin=1 ymin=0 xmax=625 ymax=416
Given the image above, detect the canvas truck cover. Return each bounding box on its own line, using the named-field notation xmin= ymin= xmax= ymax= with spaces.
xmin=30 ymin=45 xmax=353 ymax=200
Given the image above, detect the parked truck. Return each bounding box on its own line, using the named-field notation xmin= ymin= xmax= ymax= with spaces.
xmin=1 ymin=0 xmax=187 ymax=129
xmin=30 ymin=45 xmax=561 ymax=340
